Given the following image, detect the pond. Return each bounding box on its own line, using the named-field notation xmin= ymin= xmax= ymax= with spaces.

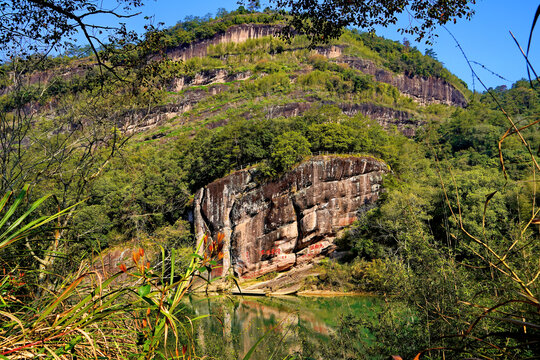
xmin=184 ymin=294 xmax=381 ymax=360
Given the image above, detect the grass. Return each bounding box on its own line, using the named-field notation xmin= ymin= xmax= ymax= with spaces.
xmin=0 ymin=191 xmax=229 ymax=359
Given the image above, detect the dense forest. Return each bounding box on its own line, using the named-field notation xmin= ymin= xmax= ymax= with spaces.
xmin=0 ymin=7 xmax=538 ymax=359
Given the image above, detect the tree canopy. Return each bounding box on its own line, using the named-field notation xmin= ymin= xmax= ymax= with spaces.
xmin=0 ymin=0 xmax=145 ymax=65
xmin=246 ymin=0 xmax=477 ymax=43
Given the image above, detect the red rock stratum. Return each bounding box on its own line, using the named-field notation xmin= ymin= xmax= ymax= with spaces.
xmin=194 ymin=155 xmax=388 ymax=280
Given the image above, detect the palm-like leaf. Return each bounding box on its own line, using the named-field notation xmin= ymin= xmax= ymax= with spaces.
xmin=0 ymin=185 xmax=81 ymax=251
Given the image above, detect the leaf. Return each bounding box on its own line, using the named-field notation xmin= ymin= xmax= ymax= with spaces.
xmin=138 ymin=284 xmax=151 ymax=298
xmin=34 ymin=274 xmax=86 ymax=325
xmin=0 ymin=186 xmax=29 ymax=236
xmin=482 ymin=191 xmax=497 ymax=227
xmin=484 ymin=191 xmax=497 ymax=203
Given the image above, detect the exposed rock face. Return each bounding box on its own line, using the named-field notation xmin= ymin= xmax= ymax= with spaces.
xmin=0 ymin=63 xmax=92 ymax=96
xmin=339 ymin=103 xmax=421 ymax=137
xmin=162 ymin=23 xmax=466 ymax=107
xmin=315 ymin=45 xmax=347 ymax=59
xmin=169 ymin=69 xmax=252 ymax=92
xmin=193 ymin=156 xmax=388 ymax=280
xmin=121 ymin=84 xmax=229 ymax=134
xmin=341 ymin=57 xmax=467 ymax=107
xmin=122 ymin=84 xmax=420 ymax=136
xmin=243 ymin=101 xmax=419 ymax=137
xmin=166 ymin=24 xmax=282 ymax=61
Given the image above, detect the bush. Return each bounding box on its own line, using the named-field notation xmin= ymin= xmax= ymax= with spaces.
xmin=351 ymin=258 xmax=409 ymax=294
xmin=154 ymin=219 xmax=192 ymax=248
xmin=270 ymin=131 xmax=311 ymax=172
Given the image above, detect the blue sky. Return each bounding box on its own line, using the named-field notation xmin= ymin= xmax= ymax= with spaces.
xmin=98 ymin=0 xmax=539 ymax=90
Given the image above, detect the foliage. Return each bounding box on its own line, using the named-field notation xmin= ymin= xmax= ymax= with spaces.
xmin=0 ymin=0 xmax=146 ymax=73
xmin=162 ymin=11 xmax=285 ymax=50
xmin=0 ymin=194 xmax=224 ymax=359
xmin=243 ymin=0 xmax=477 ymax=44
xmin=270 ymin=131 xmax=311 ymax=173
xmin=1 ymin=9 xmax=539 ymax=360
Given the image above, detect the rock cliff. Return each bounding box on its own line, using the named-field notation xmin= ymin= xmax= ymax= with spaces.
xmin=341 ymin=57 xmax=468 ymax=107
xmin=166 ymin=24 xmax=282 ymax=61
xmin=164 ymin=23 xmax=467 ymax=107
xmin=193 ymin=156 xmax=388 ymax=280
xmin=129 ymin=92 xmax=420 ymax=137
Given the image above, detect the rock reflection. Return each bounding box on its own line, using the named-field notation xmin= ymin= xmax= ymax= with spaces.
xmin=186 ymin=295 xmax=376 ymax=360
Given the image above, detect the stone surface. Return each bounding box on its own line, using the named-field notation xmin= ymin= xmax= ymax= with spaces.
xmin=169 ymin=69 xmax=252 ymax=92
xmin=15 ymin=24 xmax=466 ymax=136
xmin=194 ymin=155 xmax=388 ymax=280
xmin=163 ymin=23 xmax=467 ymax=107
xmin=166 ymin=24 xmax=282 ymax=61
xmin=341 ymin=56 xmax=468 ymax=107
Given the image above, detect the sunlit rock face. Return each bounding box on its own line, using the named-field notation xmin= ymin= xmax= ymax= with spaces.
xmin=166 ymin=23 xmax=282 ymax=61
xmin=193 ymin=155 xmax=388 ymax=280
xmin=163 ymin=23 xmax=467 ymax=108
xmin=340 ymin=56 xmax=468 ymax=107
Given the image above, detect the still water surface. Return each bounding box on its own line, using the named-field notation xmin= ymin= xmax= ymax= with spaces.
xmin=184 ymin=295 xmax=380 ymax=359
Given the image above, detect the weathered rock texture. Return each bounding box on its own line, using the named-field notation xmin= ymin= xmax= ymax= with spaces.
xmin=256 ymin=101 xmax=420 ymax=137
xmin=163 ymin=23 xmax=467 ymax=107
xmin=166 ymin=24 xmax=282 ymax=61
xmin=341 ymin=56 xmax=467 ymax=107
xmin=121 ymin=85 xmax=228 ymax=134
xmin=168 ymin=69 xmax=252 ymax=92
xmin=339 ymin=103 xmax=420 ymax=137
xmin=194 ymin=156 xmax=388 ymax=280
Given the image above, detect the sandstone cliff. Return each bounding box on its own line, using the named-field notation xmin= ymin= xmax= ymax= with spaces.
xmin=341 ymin=56 xmax=468 ymax=107
xmin=193 ymin=156 xmax=388 ymax=280
xmin=166 ymin=24 xmax=282 ymax=61
xmin=164 ymin=23 xmax=467 ymax=107
xmin=128 ymin=91 xmax=420 ymax=137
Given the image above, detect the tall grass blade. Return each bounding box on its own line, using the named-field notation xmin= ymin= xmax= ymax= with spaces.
xmin=242 ymin=324 xmax=275 ymax=360
xmin=526 ymin=5 xmax=540 ymax=87
xmin=34 ymin=274 xmax=86 ymax=325
xmin=0 ymin=192 xmax=11 ymax=214
xmin=0 ymin=185 xmax=29 ymax=235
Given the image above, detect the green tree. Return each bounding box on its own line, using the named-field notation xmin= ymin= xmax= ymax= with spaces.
xmin=307 ymin=122 xmax=353 ymax=153
xmin=270 ymin=131 xmax=311 ymax=172
xmin=243 ymin=0 xmax=477 ymax=43
xmin=424 ymin=47 xmax=438 ymax=60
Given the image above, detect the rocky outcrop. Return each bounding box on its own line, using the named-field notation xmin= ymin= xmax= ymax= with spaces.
xmin=315 ymin=45 xmax=346 ymax=59
xmin=341 ymin=57 xmax=467 ymax=107
xmin=251 ymin=101 xmax=419 ymax=137
xmin=162 ymin=23 xmax=466 ymax=107
xmin=121 ymin=84 xmax=229 ymax=134
xmin=166 ymin=24 xmax=282 ymax=61
xmin=122 ymin=82 xmax=420 ymax=136
xmin=339 ymin=103 xmax=420 ymax=137
xmin=194 ymin=156 xmax=388 ymax=280
xmin=169 ymin=69 xmax=252 ymax=92
xmin=0 ymin=63 xmax=92 ymax=96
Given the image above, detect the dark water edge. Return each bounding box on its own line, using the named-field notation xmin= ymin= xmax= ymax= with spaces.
xmin=180 ymin=294 xmax=382 ymax=360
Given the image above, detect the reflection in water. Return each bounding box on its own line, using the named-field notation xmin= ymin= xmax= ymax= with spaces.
xmin=185 ymin=295 xmax=379 ymax=360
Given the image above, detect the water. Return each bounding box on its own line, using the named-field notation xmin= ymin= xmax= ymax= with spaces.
xmin=184 ymin=295 xmax=381 ymax=360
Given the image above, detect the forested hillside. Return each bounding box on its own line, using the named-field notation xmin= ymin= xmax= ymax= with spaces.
xmin=0 ymin=8 xmax=538 ymax=359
